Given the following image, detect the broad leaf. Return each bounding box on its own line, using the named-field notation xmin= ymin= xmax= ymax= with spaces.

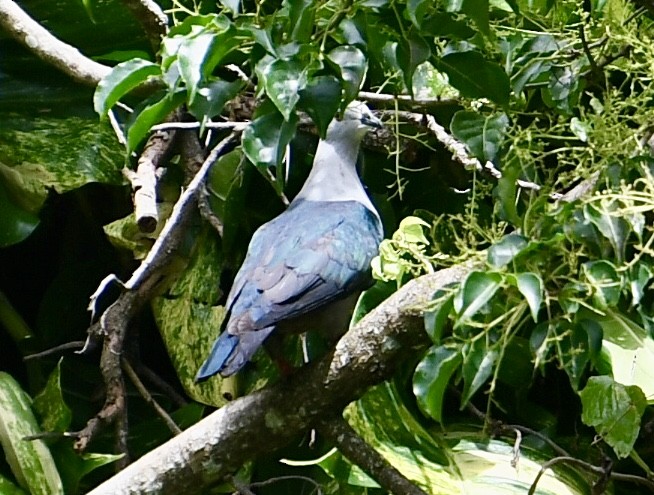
xmin=126 ymin=89 xmax=186 ymax=153
xmin=424 ymin=292 xmax=455 ymax=344
xmin=450 ymin=111 xmax=509 ymax=163
xmin=454 ymin=271 xmax=503 ymax=324
xmin=32 ymin=360 xmax=71 ymax=433
xmin=188 ymin=78 xmax=244 ymax=121
xmin=582 ymin=260 xmax=621 ymax=309
xmin=438 ymin=52 xmax=510 ymax=105
xmin=514 ymin=272 xmax=543 ymax=322
xmin=584 ymin=203 xmax=630 ymax=263
xmin=461 ymin=339 xmax=497 ymax=404
xmin=397 ymin=33 xmax=431 ymax=94
xmin=93 ymin=59 xmax=161 ymax=117
xmin=257 ymin=58 xmax=308 ymax=120
xmin=413 ymin=345 xmax=462 ymax=422
xmin=327 ymin=46 xmax=367 ymax=104
xmin=0 ymin=373 xmax=64 ymax=495
xmin=242 ymin=105 xmax=298 ymax=169
xmin=580 ymin=376 xmax=646 ymax=458
xmin=0 ymin=179 xmax=39 ymax=247
xmin=299 ymin=75 xmax=342 ymax=138
xmin=487 ymin=233 xmax=527 ymax=268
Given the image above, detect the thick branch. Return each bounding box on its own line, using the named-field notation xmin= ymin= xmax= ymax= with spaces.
xmin=86 ymin=260 xmax=479 ymax=494
xmin=120 ymin=0 xmax=167 ymax=51
xmin=0 ymin=0 xmax=110 ymax=86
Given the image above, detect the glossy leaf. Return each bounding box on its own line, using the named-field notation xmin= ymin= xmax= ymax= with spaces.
xmin=515 ymin=272 xmax=543 ymax=322
xmin=438 ymin=52 xmax=510 ymax=105
xmin=0 ymin=179 xmax=39 ymax=247
xmin=424 ymin=292 xmax=454 ymax=343
xmin=580 ymin=376 xmax=646 ymax=458
xmin=299 ymin=75 xmax=342 ymax=138
xmin=587 ymin=309 xmax=654 ymax=402
xmin=413 ymin=345 xmax=462 ymax=422
xmin=397 ymin=33 xmax=431 ymax=94
xmin=451 ymin=111 xmax=509 ymax=163
xmin=242 ymin=106 xmax=298 ymax=169
xmin=555 ymin=321 xmax=590 ymax=390
xmin=454 ymin=271 xmax=503 ymax=324
xmin=582 ymin=260 xmax=621 ymax=309
xmin=93 ymin=59 xmax=161 ymax=117
xmin=584 ymin=203 xmax=629 ymax=263
xmin=328 ymin=46 xmax=367 ymax=104
xmin=461 ymin=339 xmax=497 ymax=405
xmin=257 ymin=58 xmax=308 ymax=120
xmin=0 ymin=373 xmax=64 ymax=495
xmin=487 ymin=233 xmax=527 ymax=268
xmin=126 ymin=89 xmax=186 ymax=153
xmin=286 ymin=0 xmax=315 ymax=41
xmin=188 ymin=78 xmax=243 ymax=121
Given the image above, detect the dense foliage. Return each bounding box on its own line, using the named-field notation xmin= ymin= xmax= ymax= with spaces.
xmin=1 ymin=0 xmax=654 ymax=492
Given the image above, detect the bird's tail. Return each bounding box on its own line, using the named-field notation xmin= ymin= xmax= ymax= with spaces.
xmin=195 ymin=326 xmax=275 ymax=381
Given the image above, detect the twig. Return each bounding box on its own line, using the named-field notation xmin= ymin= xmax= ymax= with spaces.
xmin=122 ymin=358 xmax=182 ymax=435
xmin=318 ymin=417 xmax=429 ymax=495
xmin=77 ymin=132 xmax=242 ymax=454
xmin=133 ymin=362 xmax=187 ymax=408
xmin=125 ymin=111 xmax=181 ymax=233
xmin=249 ymin=475 xmax=322 ymax=494
xmin=359 ymin=91 xmax=458 ymax=109
xmin=23 ymin=341 xmax=85 ymax=361
xmin=0 ymin=0 xmax=110 ymax=86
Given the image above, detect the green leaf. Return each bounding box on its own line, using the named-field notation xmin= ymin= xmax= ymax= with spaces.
xmin=450 ymin=111 xmax=509 ymax=163
xmin=585 ymin=309 xmax=654 ymax=403
xmin=328 ymin=46 xmax=367 ymax=104
xmin=584 ymin=203 xmax=630 ymax=263
xmin=413 ymin=345 xmax=462 ymax=422
xmin=424 ymin=292 xmax=454 ymax=344
xmin=242 ymin=104 xmax=298 ymax=169
xmin=218 ymin=0 xmax=240 ymax=13
xmin=93 ymin=59 xmax=161 ymax=117
xmin=629 ymin=262 xmax=652 ymax=306
xmin=257 ymin=58 xmax=309 ymax=120
xmin=461 ymin=339 xmax=497 ymax=405
xmin=299 ymin=75 xmax=342 ymax=138
xmin=514 ymin=272 xmax=543 ymax=322
xmin=582 ymin=260 xmax=621 ymax=309
xmin=188 ymin=78 xmax=244 ymax=121
xmin=285 ymin=0 xmax=316 ymax=42
xmin=397 ymin=33 xmax=431 ymax=94
xmin=151 ymin=226 xmax=232 ymax=406
xmin=555 ymin=321 xmax=590 ymax=391
xmin=487 ymin=233 xmax=527 ymax=268
xmin=438 ymin=52 xmax=510 ymax=105
xmin=406 ymin=0 xmax=432 ymax=27
xmin=542 ymin=65 xmax=584 ymax=115
xmin=454 ymin=271 xmax=503 ymax=324
xmin=580 ymin=376 xmax=646 ymax=458
xmin=0 ymin=373 xmax=64 ymax=495
xmin=32 ymin=360 xmax=72 ymax=433
xmin=126 ymin=89 xmax=186 ymax=153
xmin=0 ymin=474 xmax=26 ymax=495
xmin=460 ymin=0 xmax=490 ymax=36
xmin=351 ymin=281 xmax=396 ymax=326
xmin=0 ymin=178 xmax=39 ymax=247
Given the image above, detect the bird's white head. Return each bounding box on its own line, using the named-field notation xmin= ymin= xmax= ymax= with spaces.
xmin=325 ymin=101 xmax=383 ymax=143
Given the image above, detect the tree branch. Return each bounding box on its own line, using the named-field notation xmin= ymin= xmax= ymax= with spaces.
xmin=86 ymin=260 xmax=479 ymax=494
xmin=0 ymin=0 xmax=110 ymax=86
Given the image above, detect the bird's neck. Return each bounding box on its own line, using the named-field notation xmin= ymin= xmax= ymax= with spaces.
xmin=294 ymin=138 xmax=377 ymax=215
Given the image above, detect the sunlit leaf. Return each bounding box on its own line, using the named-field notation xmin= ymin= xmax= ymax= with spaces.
xmin=487 ymin=233 xmax=527 ymax=268
xmin=93 ymin=59 xmax=161 ymax=117
xmin=0 ymin=373 xmax=64 ymax=495
xmin=454 ymin=271 xmax=503 ymax=324
xmin=327 ymin=46 xmax=367 ymax=104
xmin=413 ymin=345 xmax=462 ymax=422
xmin=580 ymin=376 xmax=646 ymax=458
xmin=242 ymin=105 xmax=298 ymax=169
xmin=188 ymin=78 xmax=243 ymax=121
xmin=515 ymin=272 xmax=543 ymax=322
xmin=257 ymin=58 xmax=308 ymax=120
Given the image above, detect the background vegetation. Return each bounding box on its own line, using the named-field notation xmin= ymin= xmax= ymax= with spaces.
xmin=1 ymin=0 xmax=654 ymax=492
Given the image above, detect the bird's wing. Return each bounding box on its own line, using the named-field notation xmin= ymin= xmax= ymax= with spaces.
xmin=225 ymin=199 xmax=382 ymax=336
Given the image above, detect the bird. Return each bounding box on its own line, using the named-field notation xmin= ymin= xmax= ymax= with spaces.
xmin=196 ymin=101 xmax=384 ymax=380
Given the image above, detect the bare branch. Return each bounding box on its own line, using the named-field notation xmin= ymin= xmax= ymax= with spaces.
xmin=120 ymin=0 xmax=168 ymax=51
xmin=0 ymin=0 xmax=110 ymax=86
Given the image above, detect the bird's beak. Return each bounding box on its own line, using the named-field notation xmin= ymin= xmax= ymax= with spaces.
xmin=360 ymin=113 xmax=383 ymax=129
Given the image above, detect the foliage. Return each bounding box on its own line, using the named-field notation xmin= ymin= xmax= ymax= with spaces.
xmin=2 ymin=0 xmax=654 ymax=492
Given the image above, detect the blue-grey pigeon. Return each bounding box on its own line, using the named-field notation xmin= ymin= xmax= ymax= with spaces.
xmin=196 ymin=101 xmax=383 ymax=380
